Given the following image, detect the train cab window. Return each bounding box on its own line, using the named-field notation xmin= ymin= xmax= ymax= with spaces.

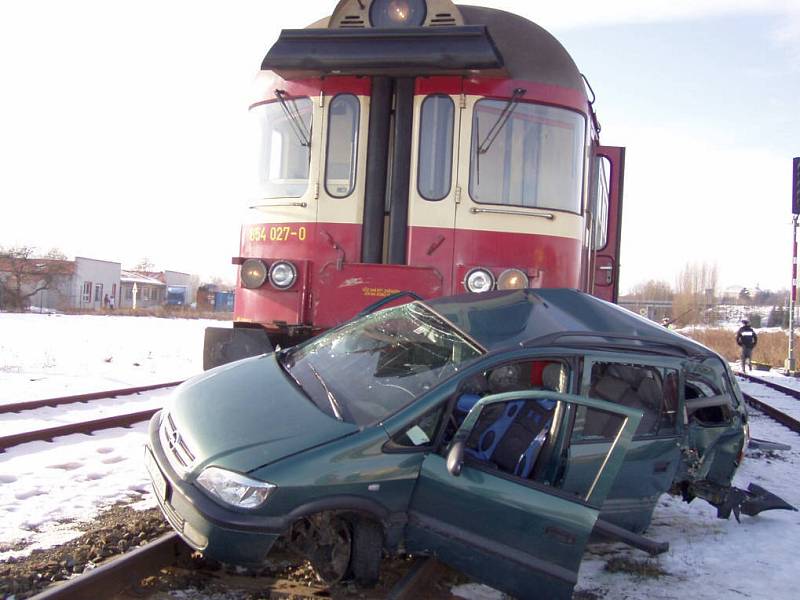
xmin=469 ymin=100 xmax=585 ymax=213
xmin=252 ymin=98 xmax=313 ymax=198
xmin=593 ymin=156 xmax=610 ymax=249
xmin=325 ymin=94 xmax=360 ymax=198
xmin=418 ymin=95 xmax=455 ymax=200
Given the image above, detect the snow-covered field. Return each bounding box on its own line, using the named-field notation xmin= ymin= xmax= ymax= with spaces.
xmin=0 ymin=312 xmax=227 ymax=404
xmin=1 ymin=312 xmax=798 ymax=599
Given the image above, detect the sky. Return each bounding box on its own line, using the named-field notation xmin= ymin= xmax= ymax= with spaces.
xmin=0 ymin=0 xmax=798 ymax=292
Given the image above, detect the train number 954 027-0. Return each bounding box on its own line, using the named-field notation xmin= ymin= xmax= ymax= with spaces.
xmin=248 ymin=225 xmax=307 ymax=242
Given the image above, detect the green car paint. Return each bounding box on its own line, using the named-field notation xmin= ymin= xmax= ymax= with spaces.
xmin=145 ymin=289 xmax=791 ymax=599
xmin=166 ymin=354 xmax=359 ymax=472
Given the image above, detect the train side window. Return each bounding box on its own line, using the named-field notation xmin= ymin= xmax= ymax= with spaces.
xmin=325 ymin=94 xmax=360 ymax=198
xmin=594 ymin=156 xmax=610 ymax=249
xmin=417 ymin=95 xmax=455 ymax=201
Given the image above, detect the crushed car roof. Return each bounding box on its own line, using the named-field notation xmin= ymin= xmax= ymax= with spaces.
xmin=426 ymin=288 xmax=713 ymax=357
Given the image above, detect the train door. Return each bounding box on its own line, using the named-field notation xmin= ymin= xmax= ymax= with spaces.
xmin=316 ymin=77 xmax=372 ymax=255
xmin=406 ymin=77 xmax=463 ymax=294
xmin=591 ymin=146 xmax=625 ymax=303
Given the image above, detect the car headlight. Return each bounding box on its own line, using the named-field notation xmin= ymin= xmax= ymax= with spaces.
xmin=195 ymin=466 xmax=275 ymax=509
xmin=465 ymin=268 xmax=495 ymax=293
xmin=241 ymin=259 xmax=268 ymax=289
xmin=497 ymin=268 xmax=529 ymax=290
xmin=269 ymin=261 xmax=297 ymax=290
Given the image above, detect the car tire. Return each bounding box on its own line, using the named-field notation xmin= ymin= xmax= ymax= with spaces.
xmin=350 ymin=518 xmax=383 ymax=586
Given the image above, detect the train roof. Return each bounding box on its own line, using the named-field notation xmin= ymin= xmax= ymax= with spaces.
xmin=427 ymin=289 xmax=715 ymax=357
xmin=262 ymin=2 xmax=585 ymax=99
xmin=458 ymin=5 xmax=584 ymax=94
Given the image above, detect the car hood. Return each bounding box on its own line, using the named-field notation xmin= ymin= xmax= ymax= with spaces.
xmin=164 ymin=354 xmax=358 ymax=474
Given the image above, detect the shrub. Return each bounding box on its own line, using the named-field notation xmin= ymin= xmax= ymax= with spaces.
xmin=681 ymin=328 xmax=796 ymax=367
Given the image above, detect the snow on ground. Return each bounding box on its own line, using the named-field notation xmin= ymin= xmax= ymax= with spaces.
xmin=0 ymin=312 xmax=228 ymax=404
xmin=1 ymin=313 xmax=799 ymax=598
xmin=0 ymin=423 xmax=157 ymax=559
xmin=738 ymin=378 xmax=800 ymax=421
xmin=575 ymin=407 xmax=800 ymax=599
xmin=2 ymin=387 xmax=172 ymax=437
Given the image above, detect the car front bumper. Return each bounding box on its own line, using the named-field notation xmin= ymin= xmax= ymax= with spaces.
xmin=144 ymin=411 xmax=281 ymax=566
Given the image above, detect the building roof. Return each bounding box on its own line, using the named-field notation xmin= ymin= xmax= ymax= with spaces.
xmin=120 ymin=270 xmax=165 ymax=286
xmin=0 ymin=257 xmax=76 ymax=276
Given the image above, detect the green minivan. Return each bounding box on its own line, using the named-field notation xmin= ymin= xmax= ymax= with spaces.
xmin=145 ymin=289 xmax=792 ymax=599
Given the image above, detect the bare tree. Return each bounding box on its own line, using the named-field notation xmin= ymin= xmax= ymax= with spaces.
xmin=0 ymin=246 xmax=72 ymax=311
xmin=673 ymin=262 xmax=718 ymax=325
xmin=45 ymin=248 xmax=68 ymax=260
xmin=135 ymin=257 xmax=155 ymax=272
xmin=629 ymin=279 xmax=673 ymax=301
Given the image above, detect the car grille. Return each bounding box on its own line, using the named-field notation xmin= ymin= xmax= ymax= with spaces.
xmin=160 ymin=412 xmax=196 ymax=474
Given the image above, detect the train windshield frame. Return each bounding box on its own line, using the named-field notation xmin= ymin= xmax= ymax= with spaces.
xmin=252 ymin=97 xmax=313 ymax=199
xmin=469 ymin=100 xmax=586 ymax=214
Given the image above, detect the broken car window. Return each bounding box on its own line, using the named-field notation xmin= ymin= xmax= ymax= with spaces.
xmin=280 ymin=303 xmax=484 ymax=426
xmin=685 ymin=358 xmax=734 ymax=426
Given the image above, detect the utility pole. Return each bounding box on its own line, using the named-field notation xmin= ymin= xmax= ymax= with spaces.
xmin=787 ymin=157 xmax=800 ymax=374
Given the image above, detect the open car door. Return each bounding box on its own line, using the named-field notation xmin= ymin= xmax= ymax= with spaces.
xmin=405 ymin=390 xmax=641 ymax=600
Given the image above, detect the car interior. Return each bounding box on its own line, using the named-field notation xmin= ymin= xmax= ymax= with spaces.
xmin=442 ymin=360 xmax=570 ymax=484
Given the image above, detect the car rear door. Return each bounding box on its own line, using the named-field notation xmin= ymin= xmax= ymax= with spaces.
xmin=404 ymin=390 xmax=641 ymax=600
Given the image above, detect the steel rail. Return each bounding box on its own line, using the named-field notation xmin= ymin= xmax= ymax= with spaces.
xmin=0 ymin=380 xmax=182 ymax=414
xmin=30 ymin=532 xmax=184 ymax=600
xmin=0 ymin=408 xmax=160 ymax=452
xmin=30 ymin=534 xmax=443 ymax=600
xmin=742 ymin=392 xmax=800 ymax=434
xmin=738 ymin=372 xmax=800 ymax=401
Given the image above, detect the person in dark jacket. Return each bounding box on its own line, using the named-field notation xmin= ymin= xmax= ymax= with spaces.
xmin=736 ymin=319 xmax=758 ymax=371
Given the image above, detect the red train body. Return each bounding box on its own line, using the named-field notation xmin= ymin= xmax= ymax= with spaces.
xmin=204 ymin=0 xmax=625 ymax=368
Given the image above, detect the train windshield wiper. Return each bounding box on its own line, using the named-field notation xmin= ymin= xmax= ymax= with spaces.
xmin=476 ymin=87 xmax=526 ymax=154
xmin=275 ymin=90 xmax=311 ymax=147
xmin=306 ymin=361 xmax=344 ymax=421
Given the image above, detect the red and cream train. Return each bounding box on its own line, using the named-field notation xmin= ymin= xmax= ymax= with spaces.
xmin=204 ymin=0 xmax=625 ymax=368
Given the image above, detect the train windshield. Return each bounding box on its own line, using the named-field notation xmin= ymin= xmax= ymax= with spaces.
xmin=252 ymin=98 xmax=313 ymax=198
xmin=279 ymin=302 xmax=485 ymax=426
xmin=469 ymin=101 xmax=585 ymax=213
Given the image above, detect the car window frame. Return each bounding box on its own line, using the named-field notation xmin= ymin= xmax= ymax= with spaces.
xmin=446 ymin=389 xmax=642 ymax=509
xmin=574 ymin=353 xmax=685 ymax=443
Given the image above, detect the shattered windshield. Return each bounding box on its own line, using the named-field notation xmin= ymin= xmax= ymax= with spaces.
xmin=280 ymin=302 xmax=485 ymax=426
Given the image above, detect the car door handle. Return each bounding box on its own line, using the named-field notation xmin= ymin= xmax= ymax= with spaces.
xmin=545 ymin=526 xmax=576 ymax=545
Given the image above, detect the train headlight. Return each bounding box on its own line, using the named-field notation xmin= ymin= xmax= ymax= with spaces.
xmin=465 ymin=268 xmax=495 ymax=293
xmin=497 ymin=268 xmax=529 ymax=290
xmin=269 ymin=261 xmax=297 ymax=290
xmin=241 ymin=259 xmax=268 ymax=289
xmin=370 ymin=0 xmax=426 ymax=28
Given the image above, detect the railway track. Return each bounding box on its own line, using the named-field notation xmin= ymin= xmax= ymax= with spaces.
xmin=29 ymin=532 xmax=443 ymax=600
xmin=0 ymin=381 xmax=181 ymax=452
xmin=737 ymin=372 xmax=800 ymax=434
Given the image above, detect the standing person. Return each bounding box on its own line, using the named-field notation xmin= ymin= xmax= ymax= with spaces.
xmin=736 ymin=318 xmax=758 ymax=371
xmin=103 ymin=294 xmax=109 ymax=309
xmin=109 ymin=294 xmax=115 ymax=311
